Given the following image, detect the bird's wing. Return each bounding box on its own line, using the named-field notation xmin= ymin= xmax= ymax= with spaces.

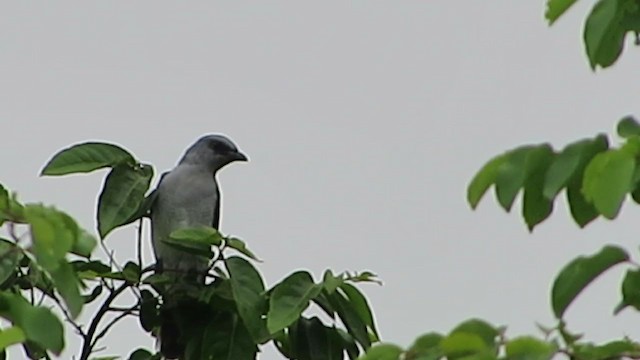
xmin=212 ymin=182 xmax=220 ymax=229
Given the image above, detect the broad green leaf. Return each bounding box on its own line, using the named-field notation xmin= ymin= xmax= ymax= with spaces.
xmin=200 ymin=312 xmax=257 ymax=360
xmin=322 ymin=270 xmax=343 ymax=294
xmin=128 ymin=348 xmax=154 ymax=360
xmin=329 ymin=290 xmax=371 ymax=349
xmin=50 ymin=261 xmax=83 ymax=318
xmin=340 ymin=283 xmax=378 ymax=339
xmin=451 ymin=319 xmax=498 ymax=348
xmin=618 ymin=116 xmax=640 ymax=138
xmin=505 ymin=336 xmax=555 ymax=360
xmin=574 ymin=340 xmax=640 ymax=359
xmin=567 ymin=178 xmax=599 ymax=227
xmin=41 ymin=142 xmax=134 ymax=176
xmin=139 ymin=290 xmax=159 ymax=332
xmin=72 ymin=230 xmax=97 ymax=258
xmin=408 ymin=332 xmax=443 ymax=358
xmin=495 ymin=147 xmax=533 ymax=211
xmin=170 ymin=226 xmax=222 ymax=246
xmin=543 ymin=135 xmax=608 ymax=200
xmin=313 ymin=292 xmax=337 ymax=319
xmin=0 ymin=293 xmax=64 ymax=354
xmin=440 ymin=332 xmax=488 ymax=359
xmin=358 ymin=344 xmax=403 ymax=360
xmin=73 ymin=260 xmax=111 ymax=279
xmin=226 ymin=237 xmax=260 ymax=261
xmin=551 ymin=245 xmax=628 ymax=318
xmin=25 ymin=205 xmax=75 ymax=271
xmin=162 ymin=238 xmax=214 ymax=259
xmin=467 ymin=154 xmax=507 ymax=209
xmin=267 ymin=271 xmax=322 ymax=334
xmin=0 ymin=326 xmax=25 ymax=352
xmin=0 ymin=239 xmax=22 ymax=285
xmin=122 ymin=261 xmax=141 ymax=283
xmin=97 ymin=163 xmax=153 ymax=238
xmin=289 ymin=317 xmax=343 ymax=360
xmin=584 ymin=0 xmax=626 ymax=69
xmin=226 ymin=256 xmax=269 ymax=343
xmin=522 ymin=146 xmax=555 ymax=230
xmin=620 ymin=269 xmax=640 ymax=311
xmin=582 ymin=149 xmax=635 ymax=219
xmin=337 ymin=328 xmax=359 ymax=360
xmin=0 ymin=185 xmax=8 ymax=226
xmin=546 ymin=0 xmax=579 ymax=24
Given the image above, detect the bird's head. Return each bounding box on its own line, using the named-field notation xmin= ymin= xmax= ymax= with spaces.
xmin=179 ymin=134 xmax=248 ymax=172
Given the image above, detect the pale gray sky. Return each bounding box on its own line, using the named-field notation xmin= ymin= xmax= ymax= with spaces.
xmin=2 ymin=1 xmax=640 ymax=359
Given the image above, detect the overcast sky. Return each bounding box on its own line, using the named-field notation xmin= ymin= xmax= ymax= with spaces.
xmin=2 ymin=1 xmax=640 ymax=359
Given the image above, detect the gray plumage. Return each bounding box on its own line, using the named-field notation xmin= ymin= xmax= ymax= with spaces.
xmin=149 ymin=134 xmax=247 ymax=359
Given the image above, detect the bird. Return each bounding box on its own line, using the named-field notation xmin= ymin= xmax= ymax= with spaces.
xmin=149 ymin=134 xmax=247 ymax=359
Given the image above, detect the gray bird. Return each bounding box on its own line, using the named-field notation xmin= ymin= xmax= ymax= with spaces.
xmin=150 ymin=134 xmax=247 ymax=359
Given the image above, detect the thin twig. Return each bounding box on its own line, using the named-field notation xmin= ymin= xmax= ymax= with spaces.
xmin=79 ymin=282 xmax=128 ymax=360
xmin=90 ymin=304 xmax=138 ymax=350
xmin=51 ymin=294 xmax=86 ymax=339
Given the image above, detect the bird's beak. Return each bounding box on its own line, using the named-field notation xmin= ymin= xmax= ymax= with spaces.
xmin=234 ymin=151 xmax=248 ymax=162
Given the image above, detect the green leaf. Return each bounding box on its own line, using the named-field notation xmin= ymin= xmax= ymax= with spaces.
xmin=329 ymin=290 xmax=371 ymax=349
xmin=337 ymin=328 xmax=359 ymax=360
xmin=617 ymin=116 xmax=640 ymax=138
xmin=440 ymin=332 xmax=488 ymax=359
xmin=584 ymin=0 xmax=627 ymax=70
xmin=82 ymin=285 xmax=103 ymax=304
xmin=574 ymin=340 xmax=640 ymax=359
xmin=72 ymin=230 xmax=97 ymax=258
xmin=522 ymin=146 xmax=555 ymax=230
xmin=451 ymin=319 xmax=498 ymax=348
xmin=122 ymin=261 xmax=141 ymax=283
xmin=226 ymin=237 xmax=261 ymax=261
xmin=494 ymin=147 xmax=532 ymax=211
xmin=505 ymin=336 xmax=555 ymax=360
xmin=408 ymin=332 xmax=443 ymax=358
xmin=289 ymin=317 xmax=344 ymax=360
xmin=25 ymin=205 xmax=76 ymax=271
xmin=546 ymin=0 xmax=579 ymax=24
xmin=0 ymin=239 xmax=22 ymax=285
xmin=567 ymin=178 xmax=600 ymax=227
xmin=139 ymin=290 xmax=159 ymax=332
xmin=50 ymin=261 xmax=83 ymax=318
xmin=543 ymin=136 xmax=607 ymax=200
xmin=358 ymin=344 xmax=403 ymax=360
xmin=0 ymin=326 xmax=26 ymax=352
xmin=226 ymin=256 xmax=269 ymax=343
xmin=551 ymin=245 xmax=628 ymax=318
xmin=128 ymin=348 xmax=154 ymax=360
xmin=200 ymin=312 xmax=257 ymax=360
xmin=267 ymin=271 xmax=322 ymax=334
xmin=582 ymin=149 xmax=635 ymax=219
xmin=97 ymin=163 xmax=153 ymax=238
xmin=467 ymin=154 xmax=507 ymax=209
xmin=358 ymin=343 xmax=403 ymax=360
xmin=620 ymin=269 xmax=640 ymax=311
xmin=322 ymin=270 xmax=344 ymax=294
xmin=340 ymin=283 xmax=378 ymax=340
xmin=41 ymin=142 xmax=135 ymax=176
xmin=171 ymin=226 xmax=222 ymax=246
xmin=0 ymin=293 xmax=64 ymax=354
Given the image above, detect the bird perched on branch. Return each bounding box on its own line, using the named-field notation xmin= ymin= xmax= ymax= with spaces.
xmin=150 ymin=134 xmax=247 ymax=359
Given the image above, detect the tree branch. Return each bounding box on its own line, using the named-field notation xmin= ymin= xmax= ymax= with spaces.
xmin=79 ymin=281 xmax=129 ymax=360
